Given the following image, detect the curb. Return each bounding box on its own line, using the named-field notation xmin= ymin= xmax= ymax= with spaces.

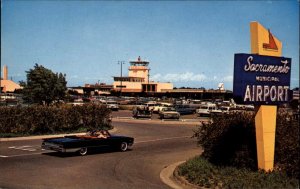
xmin=160 ymin=161 xmax=200 ymax=189
xmin=160 ymin=161 xmax=186 ymax=189
xmin=0 ymin=128 xmax=118 ymax=142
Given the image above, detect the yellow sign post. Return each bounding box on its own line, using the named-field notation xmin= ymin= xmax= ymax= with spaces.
xmin=254 ymin=105 xmax=277 ymax=171
xmin=250 ymin=21 xmax=282 ymax=171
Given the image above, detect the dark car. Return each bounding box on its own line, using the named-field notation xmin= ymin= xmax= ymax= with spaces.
xmin=41 ymin=130 xmax=134 ymax=156
xmin=174 ymin=104 xmax=196 ymax=115
xmin=132 ymin=106 xmax=152 ymax=119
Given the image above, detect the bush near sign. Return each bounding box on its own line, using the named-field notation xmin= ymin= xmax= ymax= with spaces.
xmin=233 ymin=53 xmax=292 ymax=105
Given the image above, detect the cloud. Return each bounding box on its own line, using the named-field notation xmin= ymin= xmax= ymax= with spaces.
xmin=150 ymin=72 xmax=235 ymax=85
xmin=151 ymin=72 xmax=207 ymax=82
xmin=222 ymin=75 xmax=233 ymax=82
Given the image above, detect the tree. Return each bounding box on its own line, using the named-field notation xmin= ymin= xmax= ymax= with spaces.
xmin=21 ymin=64 xmax=67 ymax=105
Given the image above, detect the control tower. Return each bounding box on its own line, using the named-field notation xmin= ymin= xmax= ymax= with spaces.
xmin=128 ymin=56 xmax=150 ymax=83
xmin=113 ymin=56 xmax=173 ymax=93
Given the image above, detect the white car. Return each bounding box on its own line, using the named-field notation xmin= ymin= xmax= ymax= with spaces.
xmin=143 ymin=101 xmax=158 ymax=111
xmin=153 ymin=102 xmax=173 ymax=113
xmin=106 ymin=101 xmax=119 ymax=111
xmin=196 ymin=103 xmax=218 ymax=117
xmin=159 ymin=107 xmax=180 ymax=120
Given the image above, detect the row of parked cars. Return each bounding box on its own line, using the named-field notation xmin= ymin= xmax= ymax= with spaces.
xmin=132 ymin=105 xmax=180 ymax=120
xmin=132 ymin=100 xmax=255 ymax=120
xmin=71 ymin=96 xmax=255 ymax=119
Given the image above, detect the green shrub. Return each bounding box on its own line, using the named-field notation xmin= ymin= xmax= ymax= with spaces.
xmin=193 ymin=109 xmax=299 ymax=179
xmin=194 ymin=112 xmax=257 ymax=170
xmin=275 ymin=109 xmax=299 ymax=179
xmin=0 ymin=104 xmax=113 ymax=136
xmin=178 ymin=156 xmax=299 ymax=189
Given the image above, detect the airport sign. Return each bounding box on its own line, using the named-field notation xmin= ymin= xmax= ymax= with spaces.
xmin=233 ymin=53 xmax=291 ymax=105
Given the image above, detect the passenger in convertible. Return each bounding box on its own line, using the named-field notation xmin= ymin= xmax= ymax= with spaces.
xmin=96 ymin=130 xmax=110 ymax=139
xmin=85 ymin=130 xmax=110 ymax=138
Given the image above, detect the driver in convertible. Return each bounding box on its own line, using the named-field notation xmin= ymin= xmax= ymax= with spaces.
xmin=96 ymin=130 xmax=110 ymax=139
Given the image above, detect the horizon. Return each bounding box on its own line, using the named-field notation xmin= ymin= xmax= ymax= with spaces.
xmin=1 ymin=1 xmax=299 ymax=90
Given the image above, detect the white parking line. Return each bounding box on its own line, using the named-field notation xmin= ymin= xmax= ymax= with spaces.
xmin=0 ymin=152 xmax=44 ymax=158
xmin=8 ymin=145 xmax=40 ymax=151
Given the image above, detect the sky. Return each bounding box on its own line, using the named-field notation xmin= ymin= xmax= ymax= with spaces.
xmin=1 ymin=0 xmax=299 ymax=90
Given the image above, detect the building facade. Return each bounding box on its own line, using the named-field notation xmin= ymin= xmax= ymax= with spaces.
xmin=0 ymin=65 xmax=22 ymax=93
xmin=113 ymin=56 xmax=173 ymax=93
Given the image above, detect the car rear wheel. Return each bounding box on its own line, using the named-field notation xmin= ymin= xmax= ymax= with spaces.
xmin=120 ymin=142 xmax=128 ymax=152
xmin=79 ymin=147 xmax=88 ymax=156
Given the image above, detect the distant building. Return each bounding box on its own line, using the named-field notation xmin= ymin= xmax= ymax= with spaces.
xmin=113 ymin=56 xmax=173 ymax=93
xmin=0 ymin=65 xmax=22 ymax=93
xmin=68 ymin=83 xmax=113 ymax=96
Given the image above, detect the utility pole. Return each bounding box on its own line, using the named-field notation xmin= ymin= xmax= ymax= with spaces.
xmin=118 ymin=61 xmax=125 ymax=96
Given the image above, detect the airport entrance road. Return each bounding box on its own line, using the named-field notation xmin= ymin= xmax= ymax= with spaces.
xmin=0 ymin=121 xmax=202 ymax=189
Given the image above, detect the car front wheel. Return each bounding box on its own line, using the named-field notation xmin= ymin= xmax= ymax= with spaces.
xmin=120 ymin=142 xmax=128 ymax=152
xmin=79 ymin=147 xmax=88 ymax=156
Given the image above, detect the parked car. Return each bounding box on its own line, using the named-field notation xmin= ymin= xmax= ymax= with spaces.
xmin=105 ymin=100 xmax=119 ymax=111
xmin=41 ymin=130 xmax=134 ymax=156
xmin=143 ymin=101 xmax=158 ymax=111
xmin=196 ymin=103 xmax=218 ymax=117
xmin=219 ymin=106 xmax=232 ymax=114
xmin=132 ymin=106 xmax=152 ymax=119
xmin=153 ymin=102 xmax=173 ymax=113
xmin=159 ymin=107 xmax=180 ymax=120
xmin=174 ymin=104 xmax=196 ymax=115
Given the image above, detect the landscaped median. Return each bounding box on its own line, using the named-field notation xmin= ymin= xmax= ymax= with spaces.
xmin=0 ymin=104 xmax=113 ymax=138
xmin=176 ymin=156 xmax=298 ymax=189
xmin=172 ymin=110 xmax=299 ymax=189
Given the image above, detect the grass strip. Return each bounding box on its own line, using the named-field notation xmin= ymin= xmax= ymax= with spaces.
xmin=178 ymin=156 xmax=299 ymax=189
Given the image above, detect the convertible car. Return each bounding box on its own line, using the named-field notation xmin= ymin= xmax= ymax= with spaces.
xmin=41 ymin=130 xmax=134 ymax=156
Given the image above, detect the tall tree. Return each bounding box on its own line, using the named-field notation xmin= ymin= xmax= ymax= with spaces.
xmin=21 ymin=64 xmax=67 ymax=105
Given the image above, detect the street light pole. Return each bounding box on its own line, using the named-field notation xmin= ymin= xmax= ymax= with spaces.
xmin=118 ymin=61 xmax=125 ymax=96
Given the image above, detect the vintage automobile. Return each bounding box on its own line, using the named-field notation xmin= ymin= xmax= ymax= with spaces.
xmin=159 ymin=107 xmax=180 ymax=120
xmin=132 ymin=106 xmax=152 ymax=119
xmin=41 ymin=130 xmax=134 ymax=156
xmin=174 ymin=104 xmax=196 ymax=115
xmin=152 ymin=102 xmax=173 ymax=113
xmin=105 ymin=100 xmax=119 ymax=111
xmin=196 ymin=103 xmax=219 ymax=117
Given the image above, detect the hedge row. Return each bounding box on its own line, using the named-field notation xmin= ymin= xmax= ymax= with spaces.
xmin=0 ymin=104 xmax=113 ymax=136
xmin=193 ymin=110 xmax=299 ymax=179
xmin=178 ymin=156 xmax=299 ymax=188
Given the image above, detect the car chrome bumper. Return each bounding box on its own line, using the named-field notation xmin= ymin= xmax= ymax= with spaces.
xmin=42 ymin=143 xmax=81 ymax=153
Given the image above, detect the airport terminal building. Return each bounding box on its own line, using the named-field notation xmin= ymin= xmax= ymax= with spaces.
xmin=113 ymin=56 xmax=173 ymax=93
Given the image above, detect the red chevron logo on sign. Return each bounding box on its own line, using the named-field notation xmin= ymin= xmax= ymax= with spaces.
xmin=263 ymin=29 xmax=278 ymax=50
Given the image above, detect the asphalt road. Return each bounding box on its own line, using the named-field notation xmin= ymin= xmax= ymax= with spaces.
xmin=0 ymin=120 xmax=202 ymax=189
